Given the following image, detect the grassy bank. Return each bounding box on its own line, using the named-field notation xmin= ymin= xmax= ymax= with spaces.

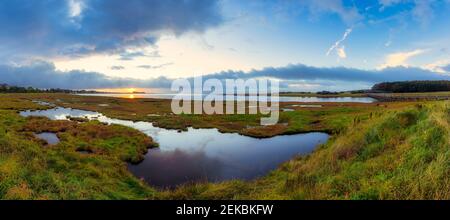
xmin=160 ymin=101 xmax=449 ymax=199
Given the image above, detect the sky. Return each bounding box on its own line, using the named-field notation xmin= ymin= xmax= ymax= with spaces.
xmin=0 ymin=0 xmax=449 ymax=91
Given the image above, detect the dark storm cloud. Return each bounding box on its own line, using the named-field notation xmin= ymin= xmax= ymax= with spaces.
xmin=0 ymin=0 xmax=223 ymax=59
xmin=203 ymin=64 xmax=450 ymax=83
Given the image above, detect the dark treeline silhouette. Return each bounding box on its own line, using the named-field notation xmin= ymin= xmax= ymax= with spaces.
xmin=0 ymin=83 xmax=96 ymax=93
xmin=372 ymin=81 xmax=450 ymax=93
xmin=316 ymin=91 xmax=339 ymax=95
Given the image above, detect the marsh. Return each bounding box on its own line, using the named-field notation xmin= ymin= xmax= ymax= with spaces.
xmin=21 ymin=107 xmax=329 ymax=188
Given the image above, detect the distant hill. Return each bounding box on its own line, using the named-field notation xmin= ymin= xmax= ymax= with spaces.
xmin=372 ymin=80 xmax=450 ymax=93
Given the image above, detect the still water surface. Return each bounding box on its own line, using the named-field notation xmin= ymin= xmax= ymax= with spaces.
xmin=35 ymin=132 xmax=60 ymax=145
xmin=79 ymin=93 xmax=376 ymax=103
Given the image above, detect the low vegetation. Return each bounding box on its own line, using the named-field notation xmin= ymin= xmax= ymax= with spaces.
xmin=0 ymin=93 xmax=448 ymax=200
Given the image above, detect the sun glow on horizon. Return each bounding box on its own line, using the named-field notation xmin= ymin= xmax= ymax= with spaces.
xmin=93 ymin=87 xmax=161 ymax=93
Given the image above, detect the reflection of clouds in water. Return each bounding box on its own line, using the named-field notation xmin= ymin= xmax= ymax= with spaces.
xmin=24 ymin=108 xmax=101 ymax=120
xmin=155 ymin=128 xmax=219 ymax=153
xmin=129 ymin=149 xmax=223 ymax=188
xmin=192 ymin=132 xmax=216 ymax=152
xmin=35 ymin=132 xmax=60 ymax=145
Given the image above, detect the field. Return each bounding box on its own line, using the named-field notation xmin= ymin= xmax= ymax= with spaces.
xmin=0 ymin=93 xmax=448 ymax=199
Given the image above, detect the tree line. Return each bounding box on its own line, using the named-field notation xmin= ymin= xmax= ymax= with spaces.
xmin=0 ymin=84 xmax=95 ymax=93
xmin=372 ymin=81 xmax=450 ymax=93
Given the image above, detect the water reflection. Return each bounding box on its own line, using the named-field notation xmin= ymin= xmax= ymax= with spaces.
xmin=35 ymin=132 xmax=60 ymax=145
xmin=131 ymin=129 xmax=329 ymax=188
xmin=129 ymin=149 xmax=223 ymax=187
xmin=20 ymin=107 xmax=329 ymax=188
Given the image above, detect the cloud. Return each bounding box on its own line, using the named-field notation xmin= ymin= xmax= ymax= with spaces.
xmin=111 ymin=66 xmax=125 ymax=70
xmin=0 ymin=61 xmax=172 ymax=89
xmin=326 ymin=28 xmax=352 ymax=59
xmin=336 ymin=46 xmax=347 ymax=59
xmin=137 ymin=65 xmax=153 ymax=70
xmin=379 ymin=0 xmax=404 ymax=9
xmin=137 ymin=63 xmax=174 ymax=69
xmin=68 ymin=0 xmax=84 ymax=18
xmin=199 ymin=37 xmax=215 ymax=50
xmin=304 ymin=0 xmax=363 ymax=24
xmin=443 ymin=64 xmax=450 ymax=72
xmin=423 ymin=59 xmax=450 ymax=73
xmin=0 ymin=0 xmax=223 ymax=60
xmin=385 ymin=40 xmax=392 ymax=47
xmin=378 ymin=0 xmax=436 ymax=25
xmin=117 ymin=51 xmax=160 ymax=61
xmin=203 ymin=64 xmax=449 ymax=84
xmin=384 ymin=29 xmax=394 ymax=47
xmin=412 ymin=0 xmax=435 ymax=25
xmin=379 ymin=49 xmax=427 ymax=68
xmin=1 ymin=62 xmax=448 ymax=91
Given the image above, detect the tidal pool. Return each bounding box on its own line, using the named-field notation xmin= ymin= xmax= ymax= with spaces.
xmin=20 ymin=107 xmax=329 ymax=188
xmin=35 ymin=132 xmax=60 ymax=145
